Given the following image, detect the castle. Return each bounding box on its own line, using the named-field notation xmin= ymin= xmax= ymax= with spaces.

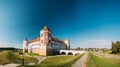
xmin=23 ymin=26 xmax=70 ymax=56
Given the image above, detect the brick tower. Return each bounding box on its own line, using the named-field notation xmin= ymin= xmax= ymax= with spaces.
xmin=39 ymin=26 xmax=53 ymax=56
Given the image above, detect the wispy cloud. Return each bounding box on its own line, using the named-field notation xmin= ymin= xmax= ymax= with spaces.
xmin=79 ymin=40 xmax=111 ymax=48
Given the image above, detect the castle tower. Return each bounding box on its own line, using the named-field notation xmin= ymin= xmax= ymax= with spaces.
xmin=23 ymin=38 xmax=28 ymax=53
xmin=39 ymin=26 xmax=53 ymax=56
xmin=40 ymin=26 xmax=51 ymax=45
xmin=64 ymin=38 xmax=70 ymax=50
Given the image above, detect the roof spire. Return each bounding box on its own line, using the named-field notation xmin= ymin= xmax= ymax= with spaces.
xmin=42 ymin=26 xmax=51 ymax=31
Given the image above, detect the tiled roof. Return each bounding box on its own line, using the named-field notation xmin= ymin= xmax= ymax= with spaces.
xmin=29 ymin=37 xmax=66 ymax=45
xmin=29 ymin=37 xmax=40 ymax=44
xmin=51 ymin=37 xmax=66 ymax=45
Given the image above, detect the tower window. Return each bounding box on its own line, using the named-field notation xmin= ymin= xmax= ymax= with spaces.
xmin=41 ymin=34 xmax=43 ymax=37
xmin=41 ymin=40 xmax=43 ymax=43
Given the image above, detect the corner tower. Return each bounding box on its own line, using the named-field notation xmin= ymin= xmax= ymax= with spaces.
xmin=64 ymin=38 xmax=70 ymax=50
xmin=23 ymin=38 xmax=28 ymax=53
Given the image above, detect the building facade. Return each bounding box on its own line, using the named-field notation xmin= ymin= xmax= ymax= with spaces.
xmin=23 ymin=26 xmax=70 ymax=56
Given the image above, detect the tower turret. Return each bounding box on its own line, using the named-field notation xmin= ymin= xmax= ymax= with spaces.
xmin=23 ymin=38 xmax=28 ymax=53
xmin=64 ymin=38 xmax=70 ymax=49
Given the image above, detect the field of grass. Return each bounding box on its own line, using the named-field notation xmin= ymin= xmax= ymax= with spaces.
xmin=86 ymin=53 xmax=118 ymax=67
xmin=103 ymin=57 xmax=120 ymax=67
xmin=0 ymin=51 xmax=38 ymax=65
xmin=93 ymin=51 xmax=120 ymax=67
xmin=20 ymin=54 xmax=84 ymax=67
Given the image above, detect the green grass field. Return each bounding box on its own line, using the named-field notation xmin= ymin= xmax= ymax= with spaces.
xmin=0 ymin=51 xmax=38 ymax=65
xmin=93 ymin=51 xmax=120 ymax=67
xmin=20 ymin=54 xmax=83 ymax=67
xmin=86 ymin=53 xmax=119 ymax=67
xmin=103 ymin=57 xmax=120 ymax=67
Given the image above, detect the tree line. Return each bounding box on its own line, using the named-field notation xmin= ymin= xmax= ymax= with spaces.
xmin=0 ymin=47 xmax=18 ymax=50
xmin=0 ymin=47 xmax=22 ymax=52
xmin=111 ymin=41 xmax=120 ymax=54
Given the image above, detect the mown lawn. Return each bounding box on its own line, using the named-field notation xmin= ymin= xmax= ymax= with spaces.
xmin=86 ymin=53 xmax=118 ymax=67
xmin=0 ymin=51 xmax=38 ymax=65
xmin=20 ymin=54 xmax=84 ymax=67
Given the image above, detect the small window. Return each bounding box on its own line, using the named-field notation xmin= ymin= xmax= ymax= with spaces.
xmin=41 ymin=34 xmax=43 ymax=37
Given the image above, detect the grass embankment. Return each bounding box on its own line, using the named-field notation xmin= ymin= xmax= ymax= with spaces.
xmin=21 ymin=54 xmax=84 ymax=67
xmin=104 ymin=57 xmax=120 ymax=67
xmin=27 ymin=53 xmax=39 ymax=56
xmin=0 ymin=51 xmax=38 ymax=65
xmin=40 ymin=54 xmax=83 ymax=67
xmin=93 ymin=51 xmax=120 ymax=67
xmin=86 ymin=53 xmax=118 ymax=67
xmin=101 ymin=53 xmax=120 ymax=67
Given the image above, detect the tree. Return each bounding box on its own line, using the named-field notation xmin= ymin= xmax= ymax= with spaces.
xmin=76 ymin=47 xmax=80 ymax=50
xmin=111 ymin=41 xmax=120 ymax=54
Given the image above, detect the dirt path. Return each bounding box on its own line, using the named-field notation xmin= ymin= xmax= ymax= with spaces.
xmin=71 ymin=52 xmax=88 ymax=67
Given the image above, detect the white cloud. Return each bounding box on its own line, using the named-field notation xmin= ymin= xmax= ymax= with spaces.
xmin=79 ymin=40 xmax=111 ymax=48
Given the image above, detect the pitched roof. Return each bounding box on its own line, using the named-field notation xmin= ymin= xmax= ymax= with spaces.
xmin=51 ymin=37 xmax=66 ymax=45
xmin=29 ymin=37 xmax=40 ymax=44
xmin=41 ymin=26 xmax=51 ymax=32
xmin=29 ymin=36 xmax=66 ymax=45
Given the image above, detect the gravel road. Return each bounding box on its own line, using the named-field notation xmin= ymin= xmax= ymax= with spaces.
xmin=72 ymin=52 xmax=88 ymax=67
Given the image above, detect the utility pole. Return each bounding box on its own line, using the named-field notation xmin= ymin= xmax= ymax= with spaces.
xmin=22 ymin=51 xmax=24 ymax=66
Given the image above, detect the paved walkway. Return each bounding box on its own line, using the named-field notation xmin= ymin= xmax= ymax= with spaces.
xmin=72 ymin=52 xmax=88 ymax=67
xmin=0 ymin=63 xmax=20 ymax=67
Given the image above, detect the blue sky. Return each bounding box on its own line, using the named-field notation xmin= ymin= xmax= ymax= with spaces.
xmin=0 ymin=0 xmax=120 ymax=48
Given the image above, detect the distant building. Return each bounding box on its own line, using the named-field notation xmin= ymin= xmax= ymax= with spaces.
xmin=23 ymin=26 xmax=70 ymax=56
